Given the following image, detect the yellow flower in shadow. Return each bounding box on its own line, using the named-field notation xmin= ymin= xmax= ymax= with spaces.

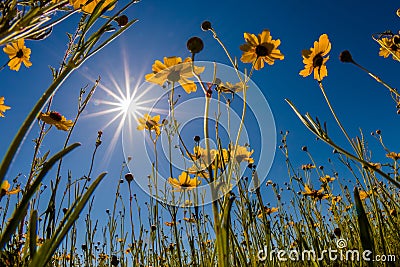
xmin=217 ymin=81 xmax=248 ymax=94
xmin=386 ymin=152 xmax=400 ymax=161
xmin=1 ymin=180 xmax=20 ymax=198
xmin=331 ymin=195 xmax=342 ymax=205
xmin=183 ymin=217 xmax=197 ymax=223
xmin=231 ymin=145 xmax=254 ymax=164
xmin=137 ymin=113 xmax=161 ymax=136
xmin=70 ymin=0 xmax=115 ymax=13
xmin=379 ymin=35 xmax=400 ymax=61
xmin=359 ymin=190 xmax=373 ymax=201
xmin=302 ymin=184 xmax=329 ymax=201
xmin=320 ymin=175 xmax=335 ymax=183
xmin=299 ymin=34 xmax=331 ymax=81
xmin=257 ymin=206 xmax=278 ymax=218
xmin=301 ymin=164 xmax=315 ymax=170
xmin=3 ymin=39 xmax=32 ymax=71
xmin=39 ymin=111 xmax=73 ymax=131
xmin=240 ymin=29 xmax=284 ymax=70
xmin=164 ymin=221 xmax=177 ymax=227
xmin=145 ymin=56 xmax=205 ymax=94
xmin=168 ymin=171 xmax=201 ymax=190
xmin=0 ymin=97 xmax=11 ymax=117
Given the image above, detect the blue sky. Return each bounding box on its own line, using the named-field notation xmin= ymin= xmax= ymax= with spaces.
xmin=1 ymin=0 xmax=399 ymax=240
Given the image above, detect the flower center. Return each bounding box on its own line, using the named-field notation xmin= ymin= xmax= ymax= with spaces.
xmin=146 ymin=120 xmax=156 ymax=129
xmin=255 ymin=43 xmax=273 ymax=57
xmin=393 ymin=35 xmax=400 ymax=45
xmin=167 ymin=70 xmax=181 ymax=83
xmin=49 ymin=111 xmax=62 ymax=121
xmin=390 ymin=44 xmax=398 ymax=51
xmin=16 ymin=49 xmax=24 ymax=58
xmin=313 ymin=53 xmax=324 ymax=68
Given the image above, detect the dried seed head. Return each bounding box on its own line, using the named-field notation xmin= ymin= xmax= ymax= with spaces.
xmin=201 ymin=21 xmax=212 ymax=31
xmin=187 ymin=36 xmax=204 ymax=54
xmin=125 ymin=173 xmax=134 ymax=183
xmin=339 ymin=50 xmax=354 ymax=63
xmin=115 ymin=15 xmax=128 ymax=27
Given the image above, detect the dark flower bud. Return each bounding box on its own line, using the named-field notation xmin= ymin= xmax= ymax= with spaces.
xmin=187 ymin=37 xmax=204 ymax=54
xmin=115 ymin=15 xmax=128 ymax=27
xmin=376 ymin=129 xmax=381 ymax=135
xmin=201 ymin=21 xmax=212 ymax=31
xmin=334 ymin=227 xmax=341 ymax=237
xmin=194 ymin=136 xmax=200 ymax=142
xmin=111 ymin=255 xmax=120 ymax=266
xmin=81 ymin=244 xmax=87 ymax=251
xmin=339 ymin=50 xmax=354 ymax=63
xmin=62 ymin=208 xmax=68 ymax=214
xmin=301 ymin=146 xmax=307 ymax=152
xmin=125 ymin=173 xmax=134 ymax=183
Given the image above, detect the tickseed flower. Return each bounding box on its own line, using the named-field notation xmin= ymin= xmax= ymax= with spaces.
xmin=164 ymin=221 xmax=177 ymax=227
xmin=0 ymin=97 xmax=11 ymax=117
xmin=331 ymin=195 xmax=342 ymax=205
xmin=378 ymin=35 xmax=400 ymax=61
xmin=386 ymin=152 xmax=400 ymax=161
xmin=183 ymin=217 xmax=196 ymax=223
xmin=299 ymin=34 xmax=331 ymax=81
xmin=168 ymin=171 xmax=201 ymax=189
xmin=39 ymin=111 xmax=73 ymax=131
xmin=137 ymin=113 xmax=161 ymax=136
xmin=3 ymin=39 xmax=32 ymax=71
xmin=1 ymin=180 xmax=20 ymax=198
xmin=231 ymin=145 xmax=254 ymax=164
xmin=240 ymin=29 xmax=284 ymax=70
xmin=257 ymin=207 xmax=278 ymax=218
xmin=145 ymin=56 xmax=205 ymax=94
xmin=217 ymin=81 xmax=248 ymax=93
xmin=301 ymin=164 xmax=315 ymax=170
xmin=320 ymin=175 xmax=335 ymax=183
xmin=302 ymin=185 xmax=329 ymax=201
xmin=359 ymin=190 xmax=373 ymax=201
xmin=70 ymin=0 xmax=115 ymax=13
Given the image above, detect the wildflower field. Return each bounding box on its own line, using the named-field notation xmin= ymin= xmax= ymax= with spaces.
xmin=1 ymin=1 xmax=400 ymax=266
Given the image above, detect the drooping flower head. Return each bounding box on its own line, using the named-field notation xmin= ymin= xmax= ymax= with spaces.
xmin=0 ymin=97 xmax=11 ymax=117
xmin=3 ymin=39 xmax=32 ymax=71
xmin=137 ymin=113 xmax=162 ymax=136
xmin=145 ymin=57 xmax=205 ymax=94
xmin=299 ymin=34 xmax=331 ymax=81
xmin=39 ymin=111 xmax=73 ymax=131
xmin=231 ymin=145 xmax=254 ymax=164
xmin=69 ymin=0 xmax=115 ymax=13
xmin=379 ymin=35 xmax=400 ymax=61
xmin=240 ymin=29 xmax=284 ymax=70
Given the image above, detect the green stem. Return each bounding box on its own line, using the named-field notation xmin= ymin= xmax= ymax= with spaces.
xmin=0 ymin=64 xmax=74 ymax=185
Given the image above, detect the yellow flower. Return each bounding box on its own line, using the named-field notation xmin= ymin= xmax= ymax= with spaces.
xmin=3 ymin=39 xmax=32 ymax=71
xmin=164 ymin=221 xmax=177 ymax=227
xmin=183 ymin=217 xmax=196 ymax=223
xmin=386 ymin=152 xmax=400 ymax=161
xmin=39 ymin=111 xmax=73 ymax=131
xmin=168 ymin=171 xmax=201 ymax=190
xmin=320 ymin=175 xmax=335 ymax=183
xmin=217 ymin=81 xmax=248 ymax=93
xmin=379 ymin=35 xmax=400 ymax=61
xmin=1 ymin=180 xmax=20 ymax=198
xmin=301 ymin=163 xmax=315 ymax=170
xmin=231 ymin=145 xmax=254 ymax=164
xmin=257 ymin=207 xmax=278 ymax=218
xmin=240 ymin=29 xmax=284 ymax=70
xmin=145 ymin=57 xmax=205 ymax=94
xmin=359 ymin=190 xmax=373 ymax=201
xmin=302 ymin=185 xmax=329 ymax=201
xmin=0 ymin=97 xmax=11 ymax=117
xmin=69 ymin=0 xmax=115 ymax=13
xmin=137 ymin=113 xmax=161 ymax=136
xmin=299 ymin=34 xmax=331 ymax=81
xmin=331 ymin=195 xmax=342 ymax=205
